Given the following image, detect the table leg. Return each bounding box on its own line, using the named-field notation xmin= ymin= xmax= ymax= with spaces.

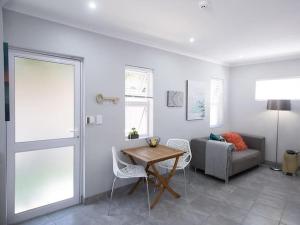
xmin=150 ymin=156 xmax=180 ymax=208
xmin=150 ymin=186 xmax=164 ymax=209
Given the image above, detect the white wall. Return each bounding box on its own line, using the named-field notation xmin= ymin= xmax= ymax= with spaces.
xmin=3 ymin=10 xmax=230 ymax=198
xmin=0 ymin=6 xmax=7 ymax=225
xmin=229 ymin=59 xmax=300 ymax=163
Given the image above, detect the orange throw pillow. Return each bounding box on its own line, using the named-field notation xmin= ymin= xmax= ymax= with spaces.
xmin=223 ymin=132 xmax=248 ymax=151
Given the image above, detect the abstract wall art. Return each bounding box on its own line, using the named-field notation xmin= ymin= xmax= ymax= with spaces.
xmin=186 ymin=80 xmax=206 ymax=120
xmin=167 ymin=91 xmax=184 ymax=107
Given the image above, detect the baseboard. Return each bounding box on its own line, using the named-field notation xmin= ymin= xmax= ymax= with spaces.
xmin=263 ymin=160 xmax=282 ymax=167
xmin=83 ymin=183 xmax=133 ymax=205
xmin=82 ymin=168 xmax=181 ymax=205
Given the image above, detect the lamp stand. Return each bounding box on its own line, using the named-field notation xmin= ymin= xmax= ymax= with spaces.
xmin=270 ymin=110 xmax=281 ymax=171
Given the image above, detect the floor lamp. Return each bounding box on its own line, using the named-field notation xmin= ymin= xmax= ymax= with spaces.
xmin=267 ymin=99 xmax=291 ymax=171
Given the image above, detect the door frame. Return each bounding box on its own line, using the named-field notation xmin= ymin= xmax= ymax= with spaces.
xmin=6 ymin=47 xmax=85 ymax=224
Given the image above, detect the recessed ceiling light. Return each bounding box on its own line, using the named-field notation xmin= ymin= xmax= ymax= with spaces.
xmin=199 ymin=0 xmax=208 ymax=9
xmin=88 ymin=1 xmax=97 ymax=9
xmin=189 ymin=37 xmax=195 ymax=43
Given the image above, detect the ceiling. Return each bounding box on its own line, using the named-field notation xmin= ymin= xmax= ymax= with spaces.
xmin=3 ymin=0 xmax=300 ymax=66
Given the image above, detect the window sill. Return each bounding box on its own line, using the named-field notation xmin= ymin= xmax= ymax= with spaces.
xmin=125 ymin=136 xmax=149 ymax=141
xmin=210 ymin=124 xmax=224 ymax=129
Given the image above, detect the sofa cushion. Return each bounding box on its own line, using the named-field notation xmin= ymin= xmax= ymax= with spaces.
xmin=232 ymin=149 xmax=260 ymax=161
xmin=231 ymin=149 xmax=261 ymax=176
xmin=209 ymin=133 xmax=225 ymax=142
xmin=223 ymin=132 xmax=248 ymax=151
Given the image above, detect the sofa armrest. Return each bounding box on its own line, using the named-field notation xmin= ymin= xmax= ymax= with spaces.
xmin=190 ymin=138 xmax=233 ymax=171
xmin=240 ymin=133 xmax=265 ymax=163
xmin=206 ymin=140 xmax=234 ymax=183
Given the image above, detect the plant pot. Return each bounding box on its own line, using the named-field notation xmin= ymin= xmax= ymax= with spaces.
xmin=128 ymin=134 xmax=139 ymax=139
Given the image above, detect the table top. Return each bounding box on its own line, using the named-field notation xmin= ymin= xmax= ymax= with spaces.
xmin=122 ymin=145 xmax=184 ymax=164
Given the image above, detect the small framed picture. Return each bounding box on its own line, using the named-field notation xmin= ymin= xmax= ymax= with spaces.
xmin=167 ymin=91 xmax=184 ymax=107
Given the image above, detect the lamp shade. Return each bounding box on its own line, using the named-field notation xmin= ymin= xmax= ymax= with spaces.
xmin=267 ymin=100 xmax=291 ymax=111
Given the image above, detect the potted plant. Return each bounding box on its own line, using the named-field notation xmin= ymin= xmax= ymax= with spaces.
xmin=128 ymin=128 xmax=139 ymax=139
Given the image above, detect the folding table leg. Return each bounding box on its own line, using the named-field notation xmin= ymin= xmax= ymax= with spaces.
xmin=149 ymin=157 xmax=180 ymax=208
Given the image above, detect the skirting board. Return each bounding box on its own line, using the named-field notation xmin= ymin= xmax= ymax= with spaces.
xmin=264 ymin=160 xmax=282 ymax=167
xmin=83 ymin=170 xmax=169 ymax=205
xmin=83 ymin=183 xmax=133 ymax=205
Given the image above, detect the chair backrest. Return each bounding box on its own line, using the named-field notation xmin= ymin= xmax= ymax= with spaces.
xmin=112 ymin=147 xmax=120 ymax=176
xmin=166 ymin=139 xmax=192 ymax=162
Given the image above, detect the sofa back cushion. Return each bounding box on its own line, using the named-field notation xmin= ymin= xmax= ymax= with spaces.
xmin=209 ymin=133 xmax=225 ymax=142
xmin=223 ymin=132 xmax=248 ymax=151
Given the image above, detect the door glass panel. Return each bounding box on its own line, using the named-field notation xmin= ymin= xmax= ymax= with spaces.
xmin=15 ymin=146 xmax=74 ymax=214
xmin=15 ymin=57 xmax=75 ymax=142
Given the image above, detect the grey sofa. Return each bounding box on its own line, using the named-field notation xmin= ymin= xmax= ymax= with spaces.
xmin=191 ymin=133 xmax=265 ymax=179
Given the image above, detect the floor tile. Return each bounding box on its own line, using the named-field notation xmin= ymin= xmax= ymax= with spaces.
xmin=256 ymin=192 xmax=287 ymax=210
xmin=213 ymin=203 xmax=248 ymax=223
xmin=250 ymin=202 xmax=283 ymax=221
xmin=242 ymin=213 xmax=279 ymax=225
xmin=190 ymin=193 xmax=222 ymax=214
xmin=204 ymin=214 xmax=240 ymax=225
xmin=281 ymin=201 xmax=300 ymax=225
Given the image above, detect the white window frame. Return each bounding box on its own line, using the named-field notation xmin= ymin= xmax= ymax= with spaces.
xmin=210 ymin=78 xmax=224 ymax=128
xmin=125 ymin=66 xmax=153 ymax=139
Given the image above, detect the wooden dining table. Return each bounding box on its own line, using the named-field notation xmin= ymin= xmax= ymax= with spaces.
xmin=122 ymin=145 xmax=184 ymax=209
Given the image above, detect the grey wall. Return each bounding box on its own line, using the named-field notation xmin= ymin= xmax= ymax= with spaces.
xmin=0 ymin=6 xmax=7 ymax=225
xmin=229 ymin=59 xmax=300 ymax=163
xmin=3 ymin=10 xmax=230 ymax=198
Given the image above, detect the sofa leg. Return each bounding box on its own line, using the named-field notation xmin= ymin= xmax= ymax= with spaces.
xmin=225 ymin=175 xmax=229 ymax=184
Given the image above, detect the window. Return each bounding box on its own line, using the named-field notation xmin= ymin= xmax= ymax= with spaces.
xmin=210 ymin=79 xmax=224 ymax=128
xmin=255 ymin=78 xmax=300 ymax=100
xmin=125 ymin=66 xmax=153 ymax=138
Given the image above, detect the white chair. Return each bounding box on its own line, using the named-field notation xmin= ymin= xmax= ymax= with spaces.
xmin=158 ymin=139 xmax=192 ymax=195
xmin=108 ymin=147 xmax=150 ymax=216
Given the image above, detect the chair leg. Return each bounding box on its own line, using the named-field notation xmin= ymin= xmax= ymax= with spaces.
xmin=145 ymin=177 xmax=151 ymax=216
xmin=188 ymin=164 xmax=191 ymax=184
xmin=183 ymin=168 xmax=187 ymax=197
xmin=108 ymin=177 xmax=117 ymax=216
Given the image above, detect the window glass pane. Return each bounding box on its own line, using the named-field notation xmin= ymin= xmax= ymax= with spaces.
xmin=211 ymin=79 xmax=223 ymax=104
xmin=125 ymin=67 xmax=153 ymax=97
xmin=125 ymin=97 xmax=151 ymax=137
xmin=15 ymin=146 xmax=74 ymax=213
xmin=210 ymin=105 xmax=219 ymax=127
xmin=255 ymin=78 xmax=300 ymax=100
xmin=15 ymin=57 xmax=75 ymax=142
xmin=210 ymin=79 xmax=224 ymax=127
xmin=125 ymin=67 xmax=153 ymax=138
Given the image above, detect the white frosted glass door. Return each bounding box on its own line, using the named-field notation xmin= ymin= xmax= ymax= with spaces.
xmin=15 ymin=147 xmax=74 ymax=214
xmin=15 ymin=57 xmax=75 ymax=142
xmin=7 ymin=49 xmax=81 ymax=224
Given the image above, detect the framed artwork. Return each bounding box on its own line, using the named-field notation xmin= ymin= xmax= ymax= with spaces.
xmin=167 ymin=91 xmax=184 ymax=107
xmin=186 ymin=80 xmax=206 ymax=120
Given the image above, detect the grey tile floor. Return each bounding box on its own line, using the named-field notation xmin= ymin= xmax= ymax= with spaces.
xmin=18 ymin=165 xmax=300 ymax=225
